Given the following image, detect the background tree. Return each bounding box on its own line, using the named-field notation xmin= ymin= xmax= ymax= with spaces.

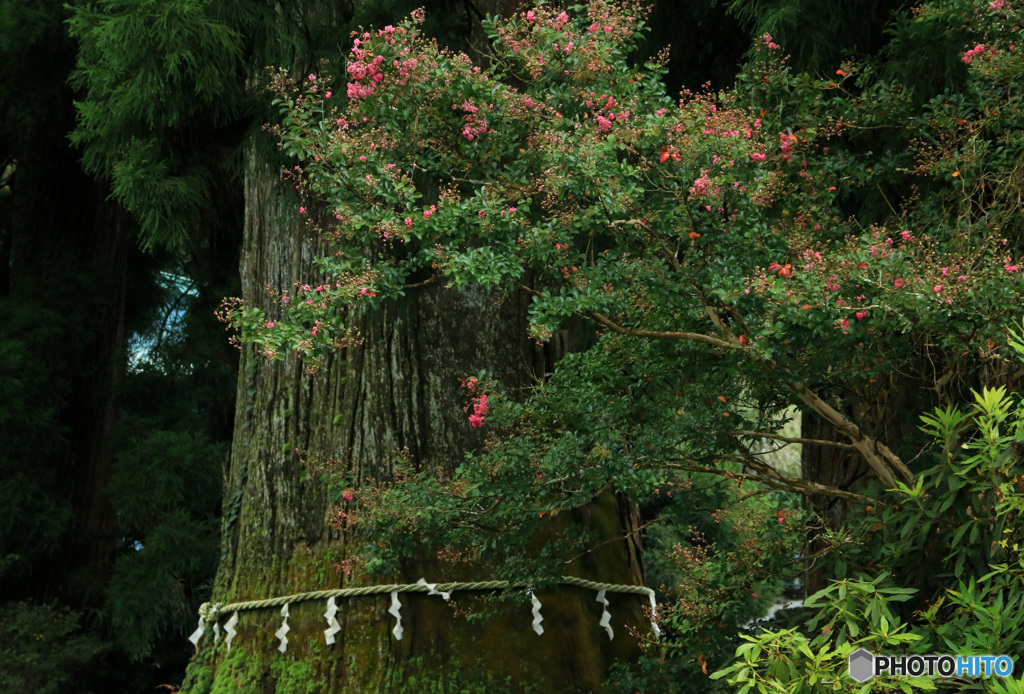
xmin=0 ymin=0 xmax=241 ymax=690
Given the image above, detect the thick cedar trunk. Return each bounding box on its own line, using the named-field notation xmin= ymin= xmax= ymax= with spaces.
xmin=183 ymin=110 xmax=648 ymax=693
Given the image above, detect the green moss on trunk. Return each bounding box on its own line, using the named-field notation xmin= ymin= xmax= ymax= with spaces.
xmin=181 ymin=3 xmax=650 ymax=689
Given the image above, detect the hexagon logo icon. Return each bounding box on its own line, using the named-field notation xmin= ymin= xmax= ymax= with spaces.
xmin=848 ymin=648 xmax=875 ymax=682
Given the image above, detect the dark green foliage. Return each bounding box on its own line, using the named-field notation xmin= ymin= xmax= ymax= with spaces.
xmin=105 ymin=266 xmax=238 ymax=660
xmin=0 ymin=300 xmax=75 ymax=579
xmin=2 ymin=1 xmax=239 ymax=690
xmin=0 ymin=0 xmax=72 ymax=150
xmin=724 ymin=0 xmax=909 ymax=73
xmin=68 ymin=0 xmax=255 ymax=250
xmin=0 ymin=601 xmax=105 ymax=694
xmin=639 ymin=0 xmax=749 ymax=91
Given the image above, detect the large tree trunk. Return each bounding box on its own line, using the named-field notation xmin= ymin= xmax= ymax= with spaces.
xmin=182 ymin=102 xmax=649 ymax=694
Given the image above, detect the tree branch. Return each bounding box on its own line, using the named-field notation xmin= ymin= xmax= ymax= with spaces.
xmin=589 ymin=311 xmax=738 ymax=350
xmin=784 ymin=381 xmax=913 ymax=485
xmin=586 ymin=310 xmax=912 ymax=486
xmin=711 ymin=430 xmax=856 ymax=450
xmin=664 ymin=459 xmax=868 ymax=503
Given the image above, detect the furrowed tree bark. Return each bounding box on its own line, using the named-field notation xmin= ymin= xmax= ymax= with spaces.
xmin=182 ymin=26 xmax=649 ymax=693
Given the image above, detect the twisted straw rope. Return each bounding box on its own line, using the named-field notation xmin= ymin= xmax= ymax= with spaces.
xmin=199 ymin=576 xmax=654 ymax=622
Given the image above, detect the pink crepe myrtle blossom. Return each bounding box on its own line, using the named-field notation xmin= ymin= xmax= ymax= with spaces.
xmin=963 ymin=44 xmax=985 ymax=63
xmin=468 ymin=392 xmax=489 ymax=428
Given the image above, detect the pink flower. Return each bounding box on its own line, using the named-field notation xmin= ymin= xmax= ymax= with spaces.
xmin=901 ymin=230 xmax=912 ymax=241
xmin=750 ymin=152 xmax=766 ymax=162
xmin=342 ymin=490 xmax=354 ymax=501
xmin=359 ymin=155 xmax=367 ymax=161
xmin=299 ymin=206 xmax=306 ymax=214
xmin=325 ymin=91 xmax=332 ymax=98
xmin=751 ymin=593 xmax=758 ymax=599
xmin=991 ymin=0 xmax=1004 ymax=8
xmin=856 ymin=311 xmax=868 ymax=321
xmin=266 ymin=321 xmax=275 ymax=328
xmin=526 ymin=10 xmax=535 ymax=21
xmin=840 ymin=318 xmax=850 ymax=334
xmin=934 ymin=284 xmax=943 ymax=293
xmin=964 ymin=44 xmax=985 ymax=63
xmin=596 ymin=115 xmax=613 ymax=132
xmin=405 ymin=217 xmax=413 ymax=227
xmin=894 ymin=278 xmax=904 ymax=289
xmin=1005 ymin=264 xmax=1020 ymax=272
xmin=468 ymin=392 xmax=489 ymax=427
xmin=691 ymin=173 xmax=717 ymax=197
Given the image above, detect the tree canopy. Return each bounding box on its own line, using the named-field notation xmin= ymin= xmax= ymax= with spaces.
xmin=220 ymin=0 xmax=1024 ymax=690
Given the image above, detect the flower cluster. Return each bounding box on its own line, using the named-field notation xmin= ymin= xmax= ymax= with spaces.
xmin=463 ymin=377 xmax=489 ymax=428
xmin=963 ymin=43 xmax=986 ymax=64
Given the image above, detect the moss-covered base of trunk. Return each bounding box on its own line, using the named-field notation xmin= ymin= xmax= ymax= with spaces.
xmin=181 ymin=642 xmax=567 ymax=693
